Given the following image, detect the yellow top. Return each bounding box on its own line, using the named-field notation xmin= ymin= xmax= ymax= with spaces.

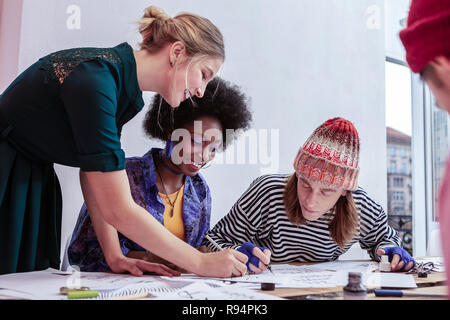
xmin=159 ymin=184 xmax=185 ymax=241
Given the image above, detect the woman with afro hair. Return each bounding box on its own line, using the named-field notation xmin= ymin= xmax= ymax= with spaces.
xmin=67 ymin=77 xmax=258 ymax=272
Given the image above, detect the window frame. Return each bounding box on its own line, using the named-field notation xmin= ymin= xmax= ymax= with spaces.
xmin=386 ymin=56 xmax=429 ymax=256
xmin=410 ymin=72 xmax=431 ymax=256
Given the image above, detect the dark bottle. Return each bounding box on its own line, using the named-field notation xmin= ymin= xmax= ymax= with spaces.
xmin=343 ymin=272 xmax=367 ymax=300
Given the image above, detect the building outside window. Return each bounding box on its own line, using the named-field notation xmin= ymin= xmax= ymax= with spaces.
xmin=385 ymin=63 xmax=413 ymax=254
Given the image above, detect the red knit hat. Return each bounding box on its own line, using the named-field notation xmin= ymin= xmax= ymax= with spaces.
xmin=399 ymin=0 xmax=450 ymax=73
xmin=293 ymin=118 xmax=360 ymax=191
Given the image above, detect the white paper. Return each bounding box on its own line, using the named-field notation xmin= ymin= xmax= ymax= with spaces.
xmin=0 ymin=261 xmax=418 ymax=300
xmin=172 ymin=262 xmax=379 ymax=288
xmin=0 ymin=268 xmax=283 ymax=300
xmin=364 ymin=273 xmax=417 ymax=288
xmin=150 ymin=281 xmax=283 ymax=300
xmin=0 ymin=268 xmax=192 ymax=300
xmin=298 ymin=260 xmax=380 ymax=273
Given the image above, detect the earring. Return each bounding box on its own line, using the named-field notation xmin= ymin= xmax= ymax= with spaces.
xmin=184 ymin=88 xmax=191 ymax=100
xmin=165 ymin=139 xmax=174 ymax=158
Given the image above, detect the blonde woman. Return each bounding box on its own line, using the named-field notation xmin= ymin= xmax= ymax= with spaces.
xmin=205 ymin=118 xmax=415 ymax=273
xmin=0 ymin=6 xmax=248 ymax=277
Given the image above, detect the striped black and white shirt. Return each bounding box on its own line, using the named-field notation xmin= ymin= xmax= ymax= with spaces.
xmin=204 ymin=174 xmax=401 ymax=262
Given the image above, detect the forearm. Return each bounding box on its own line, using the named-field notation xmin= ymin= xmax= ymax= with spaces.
xmin=89 ymin=209 xmax=124 ymax=264
xmin=80 ymin=170 xmax=124 ymax=264
xmin=360 ymin=221 xmax=402 ymax=261
xmin=112 ymin=202 xmax=202 ymax=271
xmin=199 ymin=245 xmax=212 ymax=253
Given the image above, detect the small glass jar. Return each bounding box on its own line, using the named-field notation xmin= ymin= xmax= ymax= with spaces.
xmin=343 ymin=272 xmax=367 ymax=300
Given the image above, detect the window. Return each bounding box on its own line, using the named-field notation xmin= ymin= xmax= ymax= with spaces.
xmin=385 ymin=57 xmax=413 ymax=255
xmin=383 ymin=0 xmax=450 ymax=256
xmin=393 ymin=177 xmax=404 ymax=187
xmin=393 ymin=206 xmax=405 ymax=214
xmin=389 ymin=160 xmax=396 ymax=173
xmin=432 ymin=104 xmax=449 ymax=222
xmin=390 ymin=146 xmax=396 ymax=156
xmin=401 ymin=162 xmax=407 ymax=174
xmin=392 ymin=191 xmax=404 ymax=202
xmin=401 ymin=148 xmax=407 ymax=157
xmin=410 ymin=70 xmax=449 ymax=256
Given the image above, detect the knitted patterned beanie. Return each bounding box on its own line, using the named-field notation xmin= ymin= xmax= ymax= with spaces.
xmin=293 ymin=117 xmax=360 ymax=191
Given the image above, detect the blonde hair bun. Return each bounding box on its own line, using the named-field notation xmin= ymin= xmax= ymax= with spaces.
xmin=138 ymin=6 xmax=170 ymax=33
xmin=137 ymin=5 xmax=224 ymax=61
xmin=144 ymin=6 xmax=170 ymax=21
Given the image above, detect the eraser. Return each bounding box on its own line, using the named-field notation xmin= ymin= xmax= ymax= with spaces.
xmin=379 ymin=255 xmax=391 ymax=272
xmin=261 ymin=283 xmax=275 ymax=291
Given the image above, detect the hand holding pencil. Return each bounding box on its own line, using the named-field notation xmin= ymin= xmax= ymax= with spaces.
xmin=205 ymin=235 xmax=272 ymax=275
xmin=198 ymin=235 xmax=248 ymax=277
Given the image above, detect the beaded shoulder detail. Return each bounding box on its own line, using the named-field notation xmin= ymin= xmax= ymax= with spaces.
xmin=39 ymin=47 xmax=122 ymax=84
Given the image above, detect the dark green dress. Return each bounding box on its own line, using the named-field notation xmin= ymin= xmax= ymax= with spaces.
xmin=0 ymin=42 xmax=144 ymax=274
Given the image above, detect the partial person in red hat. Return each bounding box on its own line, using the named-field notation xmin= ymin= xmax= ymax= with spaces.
xmin=203 ymin=118 xmax=415 ymax=272
xmin=400 ymin=0 xmax=450 ymax=298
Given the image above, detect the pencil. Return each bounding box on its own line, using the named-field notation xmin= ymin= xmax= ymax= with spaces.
xmin=205 ymin=234 xmax=224 ymax=251
xmin=205 ymin=235 xmax=274 ymax=275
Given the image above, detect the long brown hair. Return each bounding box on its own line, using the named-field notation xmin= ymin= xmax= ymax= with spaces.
xmin=283 ymin=173 xmax=359 ymax=248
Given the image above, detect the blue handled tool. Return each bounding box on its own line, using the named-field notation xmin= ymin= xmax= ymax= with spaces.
xmin=374 ymin=289 xmax=447 ymax=297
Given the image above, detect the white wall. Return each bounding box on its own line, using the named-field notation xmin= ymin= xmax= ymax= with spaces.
xmin=12 ymin=0 xmax=386 ymax=262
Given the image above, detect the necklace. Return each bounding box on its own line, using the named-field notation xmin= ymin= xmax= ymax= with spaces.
xmin=155 ymin=160 xmax=184 ymax=217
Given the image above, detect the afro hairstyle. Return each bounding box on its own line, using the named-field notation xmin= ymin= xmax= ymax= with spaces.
xmin=143 ymin=77 xmax=252 ymax=150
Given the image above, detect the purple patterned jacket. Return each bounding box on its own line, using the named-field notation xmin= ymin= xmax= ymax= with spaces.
xmin=67 ymin=148 xmax=212 ymax=272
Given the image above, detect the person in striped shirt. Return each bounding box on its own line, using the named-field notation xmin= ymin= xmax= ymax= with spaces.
xmin=204 ymin=118 xmax=416 ymax=273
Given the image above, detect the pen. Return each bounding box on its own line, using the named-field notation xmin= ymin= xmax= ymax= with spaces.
xmin=374 ymin=289 xmax=447 ymax=298
xmin=267 ymin=264 xmax=275 ymax=275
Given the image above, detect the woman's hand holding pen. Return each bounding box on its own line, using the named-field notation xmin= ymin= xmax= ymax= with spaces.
xmin=197 ymin=249 xmax=249 ymax=278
